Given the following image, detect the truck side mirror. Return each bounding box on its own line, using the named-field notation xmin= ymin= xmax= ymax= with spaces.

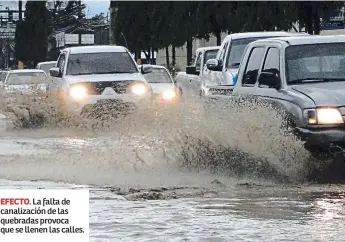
xmin=186 ymin=66 xmax=199 ymax=75
xmin=258 ymin=71 xmax=281 ymax=89
xmin=49 ymin=67 xmax=61 ymax=78
xmin=206 ymin=59 xmax=221 ymax=71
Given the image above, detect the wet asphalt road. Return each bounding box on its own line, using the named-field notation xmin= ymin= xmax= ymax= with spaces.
xmin=0 ymin=132 xmax=345 ymax=241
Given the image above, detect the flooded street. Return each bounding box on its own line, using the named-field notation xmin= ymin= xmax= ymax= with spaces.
xmin=1 ymin=131 xmax=345 ymax=241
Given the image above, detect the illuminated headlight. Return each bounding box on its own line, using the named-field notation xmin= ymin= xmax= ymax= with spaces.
xmin=69 ymin=85 xmax=87 ymax=99
xmin=304 ymin=108 xmax=344 ymax=125
xmin=162 ymin=89 xmax=177 ymax=100
xmin=131 ymin=84 xmax=147 ymax=95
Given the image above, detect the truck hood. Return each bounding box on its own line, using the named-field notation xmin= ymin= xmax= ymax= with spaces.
xmin=149 ymin=83 xmax=176 ymax=94
xmin=65 ymin=73 xmax=145 ymax=84
xmin=291 ymin=82 xmax=345 ymax=106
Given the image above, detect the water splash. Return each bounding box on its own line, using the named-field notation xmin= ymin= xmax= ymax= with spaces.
xmin=0 ymin=90 xmax=315 ymax=184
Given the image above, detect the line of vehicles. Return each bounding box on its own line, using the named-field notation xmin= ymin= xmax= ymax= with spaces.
xmin=1 ymin=30 xmax=345 ymax=161
xmin=176 ymin=31 xmax=345 ymax=160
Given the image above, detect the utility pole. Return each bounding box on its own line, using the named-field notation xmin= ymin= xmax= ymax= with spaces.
xmin=18 ymin=0 xmax=22 ymax=21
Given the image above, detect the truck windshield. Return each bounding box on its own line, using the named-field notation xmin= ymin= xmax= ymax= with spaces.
xmin=66 ymin=52 xmax=138 ymax=75
xmin=204 ymin=49 xmax=218 ymax=63
xmin=285 ymin=43 xmax=345 ymax=84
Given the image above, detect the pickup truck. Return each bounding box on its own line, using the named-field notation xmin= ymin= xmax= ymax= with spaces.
xmin=175 ymin=46 xmax=219 ymax=96
xmin=232 ymin=34 xmax=345 ymax=160
xmin=203 ymin=31 xmax=309 ymax=96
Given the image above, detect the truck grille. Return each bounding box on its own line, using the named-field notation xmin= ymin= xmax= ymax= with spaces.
xmin=70 ymin=81 xmax=141 ymax=95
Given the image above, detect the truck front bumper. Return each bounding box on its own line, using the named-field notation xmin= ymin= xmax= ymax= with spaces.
xmin=295 ymin=127 xmax=345 ymax=154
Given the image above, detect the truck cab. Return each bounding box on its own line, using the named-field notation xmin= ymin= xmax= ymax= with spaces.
xmin=203 ymin=32 xmax=308 ymax=96
xmin=175 ymin=46 xmax=219 ymax=96
xmin=233 ymin=35 xmax=345 ymax=159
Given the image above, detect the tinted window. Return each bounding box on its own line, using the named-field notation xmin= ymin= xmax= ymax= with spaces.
xmin=262 ymin=48 xmax=280 ymax=74
xmin=144 ymin=68 xmax=173 ymax=83
xmin=6 ymin=72 xmax=47 ymax=85
xmin=285 ymin=43 xmax=345 ymax=83
xmin=242 ymin=47 xmax=265 ymax=86
xmin=66 ymin=52 xmax=138 ymax=76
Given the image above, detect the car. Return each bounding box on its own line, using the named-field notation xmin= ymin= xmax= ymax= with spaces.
xmin=203 ymin=31 xmax=309 ymax=96
xmin=139 ymin=64 xmax=182 ymax=102
xmin=232 ymin=34 xmax=345 ymax=158
xmin=48 ymin=45 xmax=153 ymax=116
xmin=36 ymin=61 xmax=57 ymax=76
xmin=0 ymin=69 xmax=48 ymax=94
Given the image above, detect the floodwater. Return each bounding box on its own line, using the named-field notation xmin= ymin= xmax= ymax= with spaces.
xmin=1 ymin=96 xmax=345 ymax=241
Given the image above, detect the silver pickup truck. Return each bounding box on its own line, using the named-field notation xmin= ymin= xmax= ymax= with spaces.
xmin=175 ymin=46 xmax=219 ymax=96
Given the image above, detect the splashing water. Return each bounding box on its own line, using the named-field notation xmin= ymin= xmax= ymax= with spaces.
xmin=0 ymin=89 xmax=315 ymax=184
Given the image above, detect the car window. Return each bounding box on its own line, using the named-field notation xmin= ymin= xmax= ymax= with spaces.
xmin=5 ymin=72 xmax=47 ymax=85
xmin=39 ymin=63 xmax=56 ymax=75
xmin=262 ymin=47 xmax=280 ymax=74
xmin=56 ymin=54 xmax=65 ymax=76
xmin=204 ymin=49 xmax=218 ymax=63
xmin=218 ymin=41 xmax=229 ymax=65
xmin=242 ymin=47 xmax=266 ymax=86
xmin=195 ymin=52 xmax=202 ymax=71
xmin=144 ymin=68 xmax=173 ymax=83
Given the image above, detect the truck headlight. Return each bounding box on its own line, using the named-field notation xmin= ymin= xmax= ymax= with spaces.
xmin=305 ymin=108 xmax=344 ymax=124
xmin=131 ymin=83 xmax=147 ymax=95
xmin=69 ymin=85 xmax=87 ymax=99
xmin=162 ymin=89 xmax=177 ymax=100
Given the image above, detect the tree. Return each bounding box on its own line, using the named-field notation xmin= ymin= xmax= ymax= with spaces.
xmin=15 ymin=1 xmax=50 ymax=66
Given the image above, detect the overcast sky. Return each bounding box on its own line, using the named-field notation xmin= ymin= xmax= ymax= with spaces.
xmin=0 ymin=0 xmax=110 ymax=18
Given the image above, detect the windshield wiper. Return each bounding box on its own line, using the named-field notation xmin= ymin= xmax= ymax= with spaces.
xmin=289 ymin=78 xmax=345 ymax=84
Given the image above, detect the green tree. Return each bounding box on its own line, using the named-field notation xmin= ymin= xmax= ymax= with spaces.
xmin=15 ymin=0 xmax=50 ymax=66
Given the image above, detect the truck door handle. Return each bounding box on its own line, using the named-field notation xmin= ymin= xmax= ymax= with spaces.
xmin=189 ymin=80 xmax=192 ymax=83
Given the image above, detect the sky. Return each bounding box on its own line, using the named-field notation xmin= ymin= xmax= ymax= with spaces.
xmin=83 ymin=0 xmax=110 ymax=18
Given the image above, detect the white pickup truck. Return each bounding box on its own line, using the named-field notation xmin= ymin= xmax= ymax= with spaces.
xmin=175 ymin=46 xmax=219 ymax=96
xmin=203 ymin=31 xmax=309 ymax=96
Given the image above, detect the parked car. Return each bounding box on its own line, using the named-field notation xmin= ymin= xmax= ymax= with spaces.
xmin=232 ymin=34 xmax=345 ymax=158
xmin=203 ymin=31 xmax=309 ymax=96
xmin=139 ymin=64 xmax=182 ymax=102
xmin=36 ymin=61 xmax=57 ymax=75
xmin=175 ymin=46 xmax=219 ymax=96
xmin=48 ymin=45 xmax=153 ymax=116
xmin=1 ymin=69 xmax=48 ymax=94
